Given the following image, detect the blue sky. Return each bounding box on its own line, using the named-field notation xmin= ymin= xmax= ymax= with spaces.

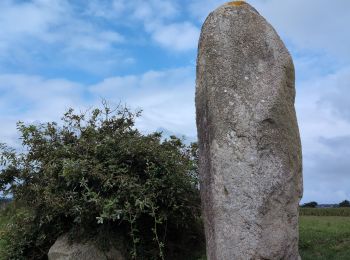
xmin=0 ymin=0 xmax=349 ymax=203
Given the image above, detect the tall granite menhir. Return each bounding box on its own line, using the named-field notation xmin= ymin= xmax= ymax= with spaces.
xmin=196 ymin=2 xmax=303 ymax=259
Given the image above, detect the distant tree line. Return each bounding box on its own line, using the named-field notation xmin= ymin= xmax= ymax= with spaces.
xmin=339 ymin=200 xmax=350 ymax=207
xmin=301 ymin=200 xmax=350 ymax=208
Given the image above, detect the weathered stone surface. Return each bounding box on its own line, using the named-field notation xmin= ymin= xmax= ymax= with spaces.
xmin=195 ymin=2 xmax=303 ymax=260
xmin=48 ymin=235 xmax=125 ymax=260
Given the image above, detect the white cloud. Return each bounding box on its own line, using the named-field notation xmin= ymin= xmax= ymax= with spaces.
xmin=0 ymin=0 xmax=64 ymax=38
xmin=84 ymin=0 xmax=126 ymax=19
xmin=63 ymin=29 xmax=124 ymax=52
xmin=90 ymin=67 xmax=197 ymax=136
xmin=250 ymin=0 xmax=350 ymax=61
xmin=296 ymin=66 xmax=350 ymax=203
xmin=101 ymin=0 xmax=199 ymax=51
xmin=0 ymin=0 xmax=199 ymax=70
xmin=83 ymin=0 xmax=179 ymax=23
xmin=129 ymin=0 xmax=199 ymax=52
xmin=0 ymin=73 xmax=87 ymax=147
xmin=130 ymin=0 xmax=179 ymax=21
xmin=318 ymin=68 xmax=350 ymax=121
xmin=0 ymin=74 xmax=85 ymax=119
xmin=151 ymin=22 xmax=200 ymax=51
xmin=189 ymin=0 xmax=350 ymax=61
xmin=0 ymin=0 xmax=124 ymax=51
xmin=0 ymin=67 xmax=197 ymax=148
xmin=0 ymin=0 xmax=128 ymax=75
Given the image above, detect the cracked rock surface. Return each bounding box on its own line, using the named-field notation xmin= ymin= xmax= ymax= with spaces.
xmin=195 ymin=2 xmax=303 ymax=259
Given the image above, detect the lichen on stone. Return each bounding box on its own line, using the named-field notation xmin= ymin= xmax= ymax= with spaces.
xmin=226 ymin=1 xmax=246 ymax=6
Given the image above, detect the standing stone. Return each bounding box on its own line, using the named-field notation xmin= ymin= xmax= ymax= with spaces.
xmin=195 ymin=2 xmax=303 ymax=260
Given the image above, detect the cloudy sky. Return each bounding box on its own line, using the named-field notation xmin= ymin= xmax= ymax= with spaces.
xmin=0 ymin=0 xmax=349 ymax=203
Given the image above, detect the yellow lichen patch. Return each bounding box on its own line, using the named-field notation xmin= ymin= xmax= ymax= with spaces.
xmin=226 ymin=1 xmax=246 ymax=6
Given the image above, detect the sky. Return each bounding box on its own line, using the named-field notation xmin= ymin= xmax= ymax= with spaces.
xmin=0 ymin=0 xmax=349 ymax=204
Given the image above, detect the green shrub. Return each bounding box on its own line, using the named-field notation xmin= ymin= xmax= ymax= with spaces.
xmin=0 ymin=104 xmax=204 ymax=259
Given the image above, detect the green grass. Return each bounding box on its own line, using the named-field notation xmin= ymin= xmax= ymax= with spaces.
xmin=299 ymin=216 xmax=350 ymax=260
xmin=300 ymin=207 xmax=350 ymax=216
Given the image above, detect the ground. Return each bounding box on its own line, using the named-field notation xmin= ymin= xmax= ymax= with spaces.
xmin=299 ymin=216 xmax=350 ymax=260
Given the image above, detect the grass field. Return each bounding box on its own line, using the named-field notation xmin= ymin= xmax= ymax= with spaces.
xmin=299 ymin=216 xmax=350 ymax=259
xmin=300 ymin=207 xmax=350 ymax=216
xmin=0 ymin=208 xmax=349 ymax=259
